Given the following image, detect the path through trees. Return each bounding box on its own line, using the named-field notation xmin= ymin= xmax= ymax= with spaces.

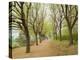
xmin=12 ymin=39 xmax=77 ymax=58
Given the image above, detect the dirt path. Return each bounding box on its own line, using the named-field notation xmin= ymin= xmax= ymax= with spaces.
xmin=12 ymin=40 xmax=78 ymax=58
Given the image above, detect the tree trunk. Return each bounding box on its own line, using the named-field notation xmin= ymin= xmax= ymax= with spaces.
xmin=60 ymin=21 xmax=62 ymax=41
xmin=24 ymin=26 xmax=30 ymax=53
xmin=39 ymin=34 xmax=42 ymax=43
xmin=66 ymin=20 xmax=73 ymax=45
xmin=56 ymin=32 xmax=57 ymax=40
xmin=35 ymin=33 xmax=38 ymax=45
xmin=33 ymin=25 xmax=38 ymax=45
xmin=68 ymin=26 xmax=73 ymax=45
xmin=38 ymin=32 xmax=42 ymax=43
xmin=66 ymin=18 xmax=73 ymax=45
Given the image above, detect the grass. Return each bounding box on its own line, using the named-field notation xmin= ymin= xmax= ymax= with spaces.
xmin=50 ymin=40 xmax=78 ymax=55
xmin=54 ymin=32 xmax=78 ymax=44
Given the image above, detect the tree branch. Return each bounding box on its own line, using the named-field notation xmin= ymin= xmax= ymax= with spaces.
xmin=71 ymin=6 xmax=78 ymax=29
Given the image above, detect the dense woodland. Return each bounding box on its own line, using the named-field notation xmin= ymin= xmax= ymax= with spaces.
xmin=9 ymin=1 xmax=78 ymax=58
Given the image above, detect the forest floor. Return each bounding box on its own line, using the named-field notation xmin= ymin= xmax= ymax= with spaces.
xmin=12 ymin=39 xmax=78 ymax=59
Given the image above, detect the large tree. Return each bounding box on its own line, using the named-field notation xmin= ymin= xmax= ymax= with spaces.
xmin=28 ymin=3 xmax=46 ymax=44
xmin=50 ymin=4 xmax=60 ymax=40
xmin=38 ymin=4 xmax=46 ymax=43
xmin=58 ymin=5 xmax=64 ymax=41
xmin=9 ymin=1 xmax=32 ymax=53
xmin=61 ymin=5 xmax=78 ymax=45
xmin=28 ymin=3 xmax=40 ymax=45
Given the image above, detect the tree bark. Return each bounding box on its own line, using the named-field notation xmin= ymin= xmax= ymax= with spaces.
xmin=66 ymin=18 xmax=73 ymax=45
xmin=68 ymin=26 xmax=73 ymax=45
xmin=25 ymin=27 xmax=30 ymax=53
xmin=39 ymin=34 xmax=42 ymax=43
xmin=60 ymin=21 xmax=62 ymax=41
xmin=35 ymin=33 xmax=38 ymax=45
